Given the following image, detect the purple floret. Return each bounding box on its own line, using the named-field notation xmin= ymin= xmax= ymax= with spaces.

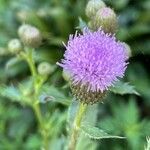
xmin=58 ymin=29 xmax=128 ymax=92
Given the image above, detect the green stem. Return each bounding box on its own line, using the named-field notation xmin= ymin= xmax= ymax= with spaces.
xmin=68 ymin=102 xmax=87 ymax=150
xmin=24 ymin=48 xmax=49 ymax=150
xmin=33 ymin=103 xmax=43 ymax=128
xmin=27 ymin=49 xmax=37 ymax=79
xmin=33 ymin=103 xmax=49 ymax=150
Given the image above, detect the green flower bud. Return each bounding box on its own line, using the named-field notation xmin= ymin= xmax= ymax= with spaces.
xmin=122 ymin=42 xmax=132 ymax=58
xmin=18 ymin=24 xmax=42 ymax=48
xmin=90 ymin=7 xmax=118 ymax=33
xmin=71 ymin=83 xmax=106 ymax=104
xmin=85 ymin=0 xmax=106 ymax=18
xmin=38 ymin=62 xmax=54 ymax=76
xmin=8 ymin=39 xmax=22 ymax=54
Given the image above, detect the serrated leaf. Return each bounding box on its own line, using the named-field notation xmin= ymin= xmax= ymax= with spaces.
xmin=0 ymin=84 xmax=30 ymax=105
xmin=76 ymin=105 xmax=99 ymax=149
xmin=0 ymin=85 xmax=22 ymax=102
xmin=110 ymin=81 xmax=139 ymax=95
xmin=81 ymin=124 xmax=125 ymax=140
xmin=39 ymin=85 xmax=71 ymax=105
xmin=76 ymin=135 xmax=97 ymax=150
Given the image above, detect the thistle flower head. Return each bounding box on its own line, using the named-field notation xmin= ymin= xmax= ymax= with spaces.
xmin=58 ymin=29 xmax=128 ymax=103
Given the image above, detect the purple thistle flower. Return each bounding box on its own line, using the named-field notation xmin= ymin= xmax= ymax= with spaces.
xmin=58 ymin=29 xmax=128 ymax=93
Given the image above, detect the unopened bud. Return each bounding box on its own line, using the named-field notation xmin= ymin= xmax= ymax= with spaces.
xmin=38 ymin=62 xmax=54 ymax=76
xmin=18 ymin=24 xmax=42 ymax=48
xmin=85 ymin=0 xmax=106 ymax=18
xmin=90 ymin=7 xmax=118 ymax=33
xmin=8 ymin=39 xmax=22 ymax=54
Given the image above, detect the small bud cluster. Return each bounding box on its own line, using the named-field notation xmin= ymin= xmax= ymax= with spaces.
xmin=85 ymin=0 xmax=132 ymax=58
xmin=5 ymin=24 xmax=53 ymax=80
xmin=6 ymin=24 xmax=42 ymax=56
xmin=85 ymin=0 xmax=118 ymax=33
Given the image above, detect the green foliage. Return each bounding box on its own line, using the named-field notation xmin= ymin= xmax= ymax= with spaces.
xmin=40 ymin=85 xmax=71 ymax=106
xmin=81 ymin=124 xmax=125 ymax=140
xmin=110 ymin=81 xmax=139 ymax=95
xmin=0 ymin=85 xmax=24 ymax=103
xmin=99 ymin=99 xmax=150 ymax=149
xmin=0 ymin=0 xmax=149 ymax=149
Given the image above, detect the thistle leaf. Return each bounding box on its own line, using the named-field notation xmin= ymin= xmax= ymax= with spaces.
xmin=0 ymin=85 xmax=22 ymax=102
xmin=39 ymin=85 xmax=71 ymax=105
xmin=110 ymin=81 xmax=140 ymax=95
xmin=81 ymin=124 xmax=125 ymax=140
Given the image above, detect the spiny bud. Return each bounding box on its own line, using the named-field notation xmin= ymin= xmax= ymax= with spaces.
xmin=85 ymin=0 xmax=106 ymax=18
xmin=8 ymin=39 xmax=22 ymax=54
xmin=90 ymin=7 xmax=118 ymax=33
xmin=37 ymin=62 xmax=54 ymax=76
xmin=71 ymin=83 xmax=106 ymax=104
xmin=122 ymin=42 xmax=132 ymax=59
xmin=18 ymin=24 xmax=42 ymax=48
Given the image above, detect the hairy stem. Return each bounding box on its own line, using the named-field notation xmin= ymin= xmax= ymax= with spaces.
xmin=24 ymin=48 xmax=49 ymax=150
xmin=26 ymin=48 xmax=37 ymax=78
xmin=33 ymin=103 xmax=43 ymax=129
xmin=68 ymin=102 xmax=87 ymax=150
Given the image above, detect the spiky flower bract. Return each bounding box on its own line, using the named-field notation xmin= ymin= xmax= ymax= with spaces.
xmin=58 ymin=29 xmax=128 ymax=103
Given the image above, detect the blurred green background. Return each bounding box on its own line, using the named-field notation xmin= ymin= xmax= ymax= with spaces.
xmin=0 ymin=0 xmax=150 ymax=150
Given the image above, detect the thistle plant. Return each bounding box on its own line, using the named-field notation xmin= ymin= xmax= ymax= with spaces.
xmin=5 ymin=24 xmax=54 ymax=150
xmin=57 ymin=0 xmax=131 ymax=149
xmin=1 ymin=0 xmax=147 ymax=149
xmin=58 ymin=30 xmax=128 ymax=149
